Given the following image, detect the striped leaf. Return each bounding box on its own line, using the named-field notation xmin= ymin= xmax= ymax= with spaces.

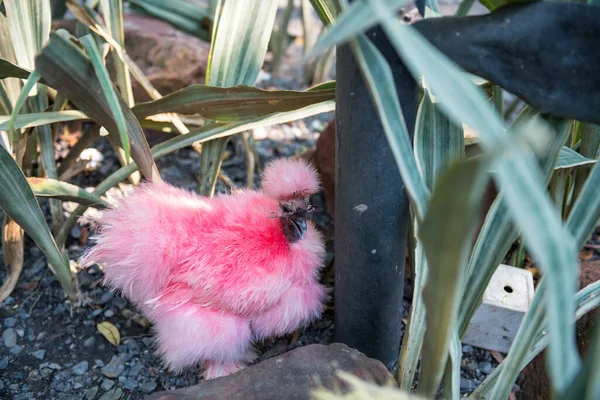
xmin=418 ymin=157 xmax=487 ymax=397
xmin=28 ymin=178 xmax=109 ymax=208
xmin=198 ymin=0 xmax=278 ymax=196
xmin=0 ymin=144 xmax=73 ymax=296
xmin=370 ymin=0 xmax=581 ymax=390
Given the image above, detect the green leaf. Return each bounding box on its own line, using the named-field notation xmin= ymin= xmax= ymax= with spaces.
xmin=305 ymin=0 xmax=410 ymax=60
xmin=79 ymin=34 xmax=131 ymax=161
xmin=199 ymin=0 xmax=278 ymax=196
xmin=6 ymin=70 xmax=40 ymax=140
xmin=399 ymin=83 xmax=465 ymax=390
xmin=35 ymin=32 xmax=160 ymax=182
xmin=414 ymin=91 xmax=464 ymax=190
xmin=28 ymin=178 xmax=109 ymax=208
xmin=0 ymin=144 xmax=73 ymax=296
xmin=128 ymin=0 xmax=211 ymax=41
xmin=0 ymin=57 xmax=31 ymax=79
xmin=479 ymin=0 xmax=536 ymax=12
xmin=100 ymin=0 xmax=134 ymax=107
xmin=556 ymin=146 xmax=597 ymax=169
xmin=308 ymin=0 xmax=338 ymax=26
xmin=570 ymin=123 xmax=600 ymax=209
xmin=418 ymin=157 xmax=487 ymax=397
xmin=370 ymin=0 xmax=580 ymax=390
xmin=132 ymin=84 xmax=335 ymax=121
xmin=4 ymin=0 xmax=50 ymax=74
xmin=0 ymin=110 xmax=88 ymax=130
xmin=459 ymin=114 xmax=570 ymax=337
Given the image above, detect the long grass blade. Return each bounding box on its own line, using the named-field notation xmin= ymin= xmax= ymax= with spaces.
xmin=0 ymin=143 xmax=73 ymax=296
xmin=28 ymin=177 xmax=109 ymax=208
xmin=417 ymin=157 xmax=487 ymax=397
xmin=199 ymin=0 xmax=278 ymax=196
xmin=79 ymin=34 xmax=130 ymax=160
xmin=0 ymin=110 xmax=88 ymax=130
xmin=132 ymin=84 xmax=335 ymax=120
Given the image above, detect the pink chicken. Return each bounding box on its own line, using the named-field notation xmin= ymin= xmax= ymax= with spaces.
xmin=80 ymin=158 xmax=326 ymax=379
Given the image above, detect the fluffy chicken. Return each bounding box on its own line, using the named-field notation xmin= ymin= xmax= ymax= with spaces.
xmin=80 ymin=158 xmax=326 ymax=379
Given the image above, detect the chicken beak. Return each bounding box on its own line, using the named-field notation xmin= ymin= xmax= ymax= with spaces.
xmin=281 ymin=215 xmax=307 ymax=244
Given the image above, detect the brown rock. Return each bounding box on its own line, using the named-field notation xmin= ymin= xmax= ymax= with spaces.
xmin=52 ymin=14 xmax=210 ymax=102
xmin=518 ymin=260 xmax=600 ymax=400
xmin=145 ymin=343 xmax=394 ymax=400
xmin=122 ymin=14 xmax=210 ymax=102
xmin=312 ymin=121 xmax=335 ymax=217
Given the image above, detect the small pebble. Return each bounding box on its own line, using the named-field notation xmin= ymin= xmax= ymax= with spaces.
xmin=4 ymin=316 xmax=16 ymax=327
xmin=36 ymin=331 xmax=48 ymax=341
xmin=101 ymin=378 xmax=115 ymax=391
xmin=139 ymin=380 xmax=157 ymax=393
xmin=101 ymin=355 xmax=126 ymax=378
xmin=84 ymin=336 xmax=96 ymax=347
xmin=31 ymin=350 xmax=46 ymax=360
xmin=48 ymin=363 xmax=62 ymax=370
xmin=460 ymin=377 xmax=476 ymax=392
xmin=479 ymin=361 xmax=494 ymax=375
xmin=462 ymin=344 xmax=474 ymax=354
xmin=9 ymin=345 xmax=23 ymax=355
xmin=98 ymin=387 xmax=123 ymax=400
xmin=104 ymin=309 xmax=115 ymax=318
xmin=86 ymin=386 xmax=99 ymax=400
xmin=0 ymin=357 xmax=9 ymax=369
xmin=2 ymin=328 xmax=17 ymax=348
xmin=97 ymin=292 xmax=114 ymax=305
xmin=52 ymin=304 xmax=66 ymax=316
xmin=73 ymin=360 xmax=89 ymax=375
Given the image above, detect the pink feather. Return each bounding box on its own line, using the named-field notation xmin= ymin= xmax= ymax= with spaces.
xmin=80 ymin=157 xmax=326 ymax=379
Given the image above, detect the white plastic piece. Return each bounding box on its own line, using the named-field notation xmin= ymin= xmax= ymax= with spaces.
xmin=462 ymin=264 xmax=535 ymax=353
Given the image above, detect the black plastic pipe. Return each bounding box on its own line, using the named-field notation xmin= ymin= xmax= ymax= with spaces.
xmin=333 ymin=0 xmax=422 ymax=370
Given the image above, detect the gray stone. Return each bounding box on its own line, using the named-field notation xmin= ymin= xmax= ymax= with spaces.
xmin=146 ymin=344 xmax=393 ymax=400
xmin=104 ymin=309 xmax=115 ymax=318
xmin=72 ymin=361 xmax=89 ymax=375
xmin=120 ymin=377 xmax=138 ymax=391
xmin=9 ymin=345 xmax=23 ymax=355
xmin=48 ymin=363 xmax=62 ymax=370
xmin=97 ymin=292 xmax=114 ymax=305
xmin=139 ymin=380 xmax=157 ymax=393
xmin=479 ymin=361 xmax=494 ymax=375
xmin=52 ymin=304 xmax=66 ymax=316
xmin=4 ymin=317 xmax=16 ymax=327
xmin=36 ymin=331 xmax=47 ymax=341
xmin=91 ymin=309 xmax=103 ymax=317
xmin=101 ymin=379 xmax=115 ymax=391
xmin=101 ymin=356 xmax=126 ymax=378
xmin=0 ymin=357 xmax=8 ymax=370
xmin=13 ymin=393 xmax=34 ymax=400
xmin=86 ymin=386 xmax=99 ymax=400
xmin=462 ymin=344 xmax=474 ymax=354
xmin=127 ymin=363 xmax=144 ymax=377
xmin=84 ymin=336 xmax=96 ymax=347
xmin=98 ymin=387 xmax=123 ymax=400
xmin=31 ymin=350 xmax=46 ymax=360
xmin=2 ymin=328 xmax=17 ymax=348
xmin=460 ymin=378 xmax=477 ymax=392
